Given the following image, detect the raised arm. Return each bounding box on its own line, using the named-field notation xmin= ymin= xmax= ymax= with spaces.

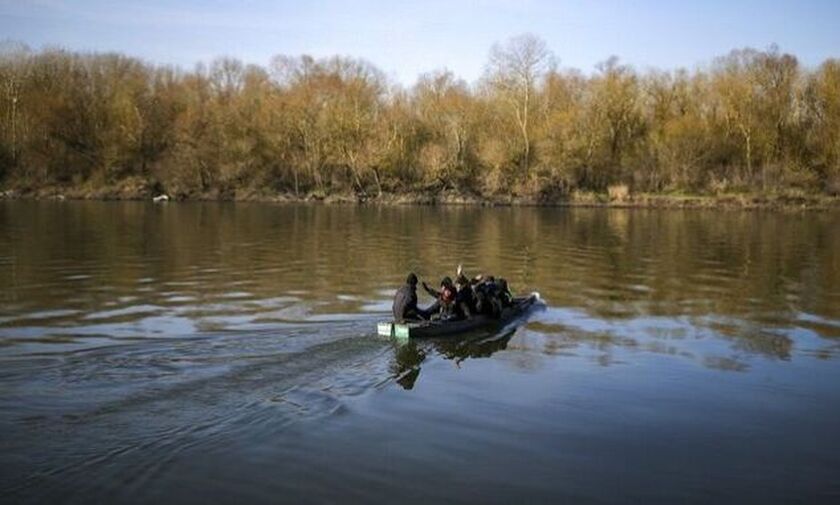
xmin=422 ymin=281 xmax=439 ymax=298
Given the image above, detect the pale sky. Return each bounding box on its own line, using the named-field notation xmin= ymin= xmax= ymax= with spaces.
xmin=1 ymin=0 xmax=838 ymax=84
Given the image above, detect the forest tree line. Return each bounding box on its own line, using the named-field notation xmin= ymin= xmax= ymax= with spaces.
xmin=1 ymin=35 xmax=839 ymax=200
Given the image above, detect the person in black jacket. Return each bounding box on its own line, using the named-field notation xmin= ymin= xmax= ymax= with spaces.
xmin=392 ymin=273 xmax=430 ymax=323
xmin=454 ymin=274 xmax=475 ymax=319
xmin=474 ymin=275 xmax=502 ymax=318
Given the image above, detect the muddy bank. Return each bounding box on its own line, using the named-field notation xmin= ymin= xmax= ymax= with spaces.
xmin=363 ymin=191 xmax=840 ymax=210
xmin=1 ymin=183 xmax=838 ymax=210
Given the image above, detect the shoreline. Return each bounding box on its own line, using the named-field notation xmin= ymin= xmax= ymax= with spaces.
xmin=1 ymin=185 xmax=838 ymax=210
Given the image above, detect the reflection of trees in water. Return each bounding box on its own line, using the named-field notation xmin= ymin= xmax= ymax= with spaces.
xmin=3 ymin=203 xmax=838 ymax=358
xmin=389 ymin=330 xmax=516 ymax=390
xmin=518 ymin=317 xmax=804 ymax=372
xmin=710 ymin=323 xmax=794 ymax=360
xmin=535 ymin=209 xmax=840 ymax=327
xmin=7 ymin=204 xmax=837 ymax=314
xmin=391 ymin=309 xmax=825 ymax=380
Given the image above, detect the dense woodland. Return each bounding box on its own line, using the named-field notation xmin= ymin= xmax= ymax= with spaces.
xmin=1 ymin=35 xmax=839 ymax=200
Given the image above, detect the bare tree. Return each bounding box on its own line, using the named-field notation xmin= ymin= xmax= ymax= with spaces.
xmin=0 ymin=42 xmax=836 ymax=200
xmin=485 ymin=34 xmax=554 ymax=175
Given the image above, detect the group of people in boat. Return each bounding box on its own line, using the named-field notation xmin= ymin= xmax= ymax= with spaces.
xmin=392 ymin=266 xmax=513 ymax=324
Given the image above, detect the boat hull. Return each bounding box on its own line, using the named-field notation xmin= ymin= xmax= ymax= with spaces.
xmin=378 ymin=293 xmax=540 ymax=339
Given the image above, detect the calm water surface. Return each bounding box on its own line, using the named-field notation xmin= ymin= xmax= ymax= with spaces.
xmin=1 ymin=201 xmax=839 ymax=504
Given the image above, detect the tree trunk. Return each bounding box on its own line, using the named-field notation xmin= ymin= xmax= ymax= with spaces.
xmin=745 ymin=131 xmax=752 ymax=182
xmin=522 ymin=85 xmax=530 ymax=174
xmin=372 ymin=167 xmax=383 ymax=197
xmin=738 ymin=123 xmax=752 ymax=184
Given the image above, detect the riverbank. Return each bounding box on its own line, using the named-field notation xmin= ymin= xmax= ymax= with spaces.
xmin=1 ymin=181 xmax=838 ymax=210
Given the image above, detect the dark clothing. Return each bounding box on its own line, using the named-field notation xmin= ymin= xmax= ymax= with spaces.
xmin=474 ymin=280 xmax=502 ymax=318
xmin=455 ymin=286 xmax=475 ymax=319
xmin=499 ymin=286 xmax=513 ymax=307
xmin=424 ymin=299 xmax=441 ymax=319
xmin=473 ymin=282 xmax=488 ymax=315
xmin=393 ymin=284 xmax=427 ymax=323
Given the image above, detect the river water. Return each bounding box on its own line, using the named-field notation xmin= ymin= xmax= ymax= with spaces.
xmin=1 ymin=201 xmax=839 ymax=504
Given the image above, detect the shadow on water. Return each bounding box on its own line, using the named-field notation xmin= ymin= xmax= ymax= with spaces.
xmin=389 ymin=302 xmax=546 ymax=389
xmin=390 ymin=329 xmax=518 ymax=390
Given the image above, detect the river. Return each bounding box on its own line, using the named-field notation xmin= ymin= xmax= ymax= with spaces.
xmin=1 ymin=201 xmax=839 ymax=504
